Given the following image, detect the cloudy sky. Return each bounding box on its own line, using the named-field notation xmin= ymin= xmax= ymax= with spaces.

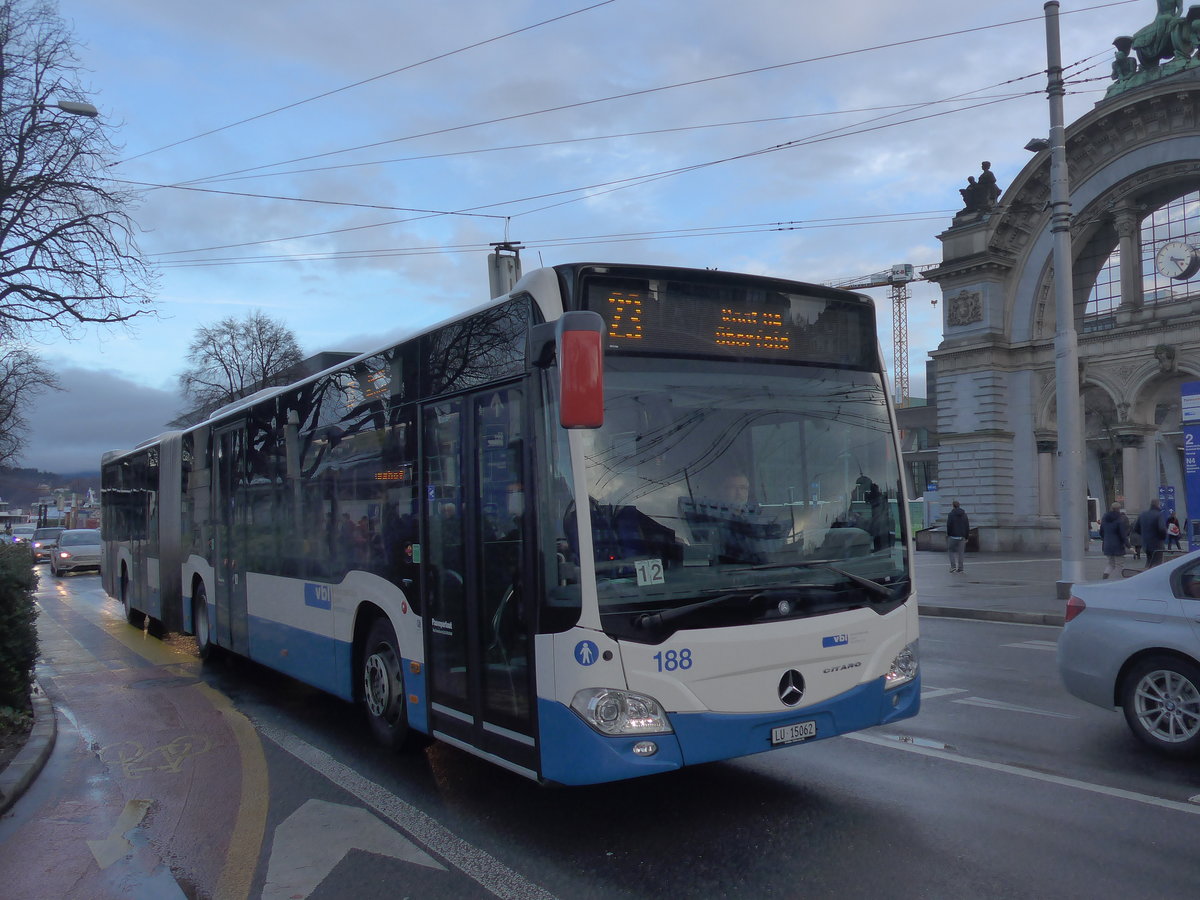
xmin=13 ymin=0 xmax=1143 ymax=474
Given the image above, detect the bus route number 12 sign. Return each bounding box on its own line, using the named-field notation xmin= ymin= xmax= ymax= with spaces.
xmin=635 ymin=559 xmax=665 ymax=586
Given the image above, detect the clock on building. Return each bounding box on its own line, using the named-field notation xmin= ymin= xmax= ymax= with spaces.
xmin=1154 ymin=239 xmax=1200 ymax=279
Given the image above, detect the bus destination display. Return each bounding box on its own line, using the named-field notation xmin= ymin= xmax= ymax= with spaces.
xmin=587 ymin=278 xmax=873 ymax=367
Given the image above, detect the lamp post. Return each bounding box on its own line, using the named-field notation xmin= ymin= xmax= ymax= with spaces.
xmin=1042 ymin=1 xmax=1087 ymax=592
xmin=44 ymin=100 xmax=98 ymax=117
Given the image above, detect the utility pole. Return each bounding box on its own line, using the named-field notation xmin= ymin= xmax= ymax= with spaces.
xmin=1044 ymin=1 xmax=1087 ymax=591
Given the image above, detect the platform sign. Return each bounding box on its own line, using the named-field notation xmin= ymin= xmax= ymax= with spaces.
xmin=1183 ymin=382 xmax=1200 ymax=550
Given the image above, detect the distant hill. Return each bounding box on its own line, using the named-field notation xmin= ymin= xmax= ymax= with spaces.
xmin=0 ymin=466 xmax=99 ymax=511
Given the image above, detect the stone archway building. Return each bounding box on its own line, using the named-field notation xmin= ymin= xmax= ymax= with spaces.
xmin=926 ymin=71 xmax=1200 ymax=551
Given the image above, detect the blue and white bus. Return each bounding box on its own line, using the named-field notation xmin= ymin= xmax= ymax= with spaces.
xmin=102 ymin=262 xmax=919 ymax=785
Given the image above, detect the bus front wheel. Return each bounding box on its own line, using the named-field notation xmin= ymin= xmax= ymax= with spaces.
xmin=362 ymin=617 xmax=409 ymax=750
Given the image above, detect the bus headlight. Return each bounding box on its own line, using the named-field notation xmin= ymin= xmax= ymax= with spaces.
xmin=570 ymin=688 xmax=673 ymax=736
xmin=885 ymin=640 xmax=919 ymax=689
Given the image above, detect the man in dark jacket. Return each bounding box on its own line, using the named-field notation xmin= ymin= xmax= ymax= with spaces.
xmin=1099 ymin=502 xmax=1129 ymax=579
xmin=1134 ymin=499 xmax=1167 ymax=569
xmin=946 ymin=500 xmax=970 ymax=573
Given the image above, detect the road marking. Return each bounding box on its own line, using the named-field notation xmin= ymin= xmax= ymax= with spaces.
xmin=194 ymin=683 xmax=270 ymax=900
xmin=1002 ymin=640 xmax=1058 ymax=651
xmin=88 ymin=798 xmax=153 ymax=869
xmin=848 ymin=731 xmax=1200 ymax=816
xmin=920 ymin=687 xmax=968 ymax=700
xmin=258 ymin=721 xmax=559 ymax=900
xmin=952 ymin=696 xmax=1077 ymax=718
xmin=263 ymin=799 xmax=445 ymax=900
xmin=99 ymin=734 xmax=213 ymax=777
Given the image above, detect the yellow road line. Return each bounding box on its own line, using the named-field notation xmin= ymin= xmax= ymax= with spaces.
xmin=44 ymin=593 xmax=270 ymax=900
xmin=194 ymin=682 xmax=270 ymax=900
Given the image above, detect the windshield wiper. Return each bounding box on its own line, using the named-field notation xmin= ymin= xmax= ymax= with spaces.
xmin=821 ymin=564 xmax=893 ymax=599
xmin=634 ymin=589 xmax=761 ymax=630
xmin=734 ymin=558 xmax=897 ymax=600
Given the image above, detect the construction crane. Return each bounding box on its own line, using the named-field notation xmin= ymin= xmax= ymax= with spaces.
xmin=829 ymin=264 xmax=918 ymax=407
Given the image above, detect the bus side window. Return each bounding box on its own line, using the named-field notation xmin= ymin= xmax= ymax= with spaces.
xmin=540 ymin=428 xmax=582 ymax=634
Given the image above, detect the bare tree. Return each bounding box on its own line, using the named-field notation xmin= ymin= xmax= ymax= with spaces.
xmin=0 ymin=344 xmax=57 ymax=466
xmin=176 ymin=310 xmax=304 ymax=422
xmin=0 ymin=0 xmax=154 ymax=341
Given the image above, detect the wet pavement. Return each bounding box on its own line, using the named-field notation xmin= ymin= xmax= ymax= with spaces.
xmin=0 ymin=545 xmax=1130 ymax=895
xmin=0 ymin=582 xmax=261 ymax=898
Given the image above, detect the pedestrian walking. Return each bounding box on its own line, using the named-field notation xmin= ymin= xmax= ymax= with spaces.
xmin=946 ymin=500 xmax=970 ymax=573
xmin=1099 ymin=502 xmax=1129 ymax=579
xmin=1134 ymin=499 xmax=1167 ymax=568
xmin=1167 ymin=514 xmax=1182 ymax=551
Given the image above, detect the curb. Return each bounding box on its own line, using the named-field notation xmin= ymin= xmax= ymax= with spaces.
xmin=919 ymin=604 xmax=1065 ymax=628
xmin=0 ymin=680 xmax=56 ymax=815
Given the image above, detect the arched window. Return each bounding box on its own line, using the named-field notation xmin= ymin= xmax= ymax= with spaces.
xmin=1083 ymin=190 xmax=1200 ymax=326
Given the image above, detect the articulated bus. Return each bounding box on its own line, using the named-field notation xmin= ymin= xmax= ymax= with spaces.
xmin=101 ymin=263 xmax=920 ymax=785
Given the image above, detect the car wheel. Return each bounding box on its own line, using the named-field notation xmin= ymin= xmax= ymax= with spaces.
xmin=1121 ymin=656 xmax=1200 ymax=757
xmin=194 ymin=583 xmax=216 ymax=660
xmin=361 ymin=617 xmax=410 ymax=751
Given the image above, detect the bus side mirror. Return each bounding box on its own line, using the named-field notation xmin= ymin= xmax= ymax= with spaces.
xmin=557 ymin=311 xmax=604 ymax=429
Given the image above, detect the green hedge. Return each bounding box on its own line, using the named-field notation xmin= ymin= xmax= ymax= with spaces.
xmin=0 ymin=542 xmax=38 ymax=712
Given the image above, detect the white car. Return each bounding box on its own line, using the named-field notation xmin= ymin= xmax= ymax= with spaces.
xmin=1058 ymin=550 xmax=1200 ymax=756
xmin=51 ymin=528 xmax=102 ymax=576
xmin=31 ymin=527 xmax=65 ymax=562
xmin=9 ymin=523 xmax=36 ymax=544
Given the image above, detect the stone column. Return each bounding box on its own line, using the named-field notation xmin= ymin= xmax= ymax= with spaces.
xmin=1037 ymin=438 xmax=1057 ymax=517
xmin=1114 ymin=205 xmax=1144 ymax=309
xmin=1118 ymin=433 xmax=1145 ymax=512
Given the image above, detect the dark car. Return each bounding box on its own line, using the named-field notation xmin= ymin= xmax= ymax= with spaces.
xmin=30 ymin=527 xmax=65 ymax=562
xmin=51 ymin=528 xmax=102 ymax=576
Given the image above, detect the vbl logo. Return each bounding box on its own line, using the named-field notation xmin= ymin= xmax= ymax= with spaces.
xmin=822 ymin=634 xmax=849 ymax=648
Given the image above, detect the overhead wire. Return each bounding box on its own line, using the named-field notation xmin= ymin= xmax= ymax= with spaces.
xmin=146 ymin=94 xmax=1033 ymax=189
xmin=113 ymin=0 xmax=620 ymax=166
xmin=154 ymin=212 xmax=958 ymax=269
xmin=133 ymin=1 xmax=1140 ymax=267
xmin=138 ymin=84 xmax=1038 ymax=260
xmin=157 ymin=0 xmax=1140 ymax=189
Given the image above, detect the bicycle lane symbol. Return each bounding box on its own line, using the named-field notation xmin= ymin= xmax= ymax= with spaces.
xmin=99 ymin=734 xmax=214 ymax=778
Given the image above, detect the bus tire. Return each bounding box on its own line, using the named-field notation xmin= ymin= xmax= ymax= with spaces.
xmin=120 ymin=567 xmax=138 ymax=625
xmin=362 ymin=617 xmax=409 ymax=750
xmin=195 ymin=583 xmax=216 ymax=660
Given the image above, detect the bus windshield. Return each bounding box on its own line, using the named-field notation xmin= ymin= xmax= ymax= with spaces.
xmin=579 ymin=359 xmax=910 ymax=641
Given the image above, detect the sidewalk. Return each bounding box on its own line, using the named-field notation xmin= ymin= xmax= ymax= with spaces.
xmin=1 ymin=548 xmax=1106 ymax=821
xmin=914 ymin=545 xmax=1114 ymax=626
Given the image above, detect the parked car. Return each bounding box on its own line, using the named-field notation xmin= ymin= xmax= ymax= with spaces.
xmin=1058 ymin=550 xmax=1200 ymax=756
xmin=30 ymin=526 xmax=65 ymax=562
xmin=50 ymin=528 xmax=102 ymax=576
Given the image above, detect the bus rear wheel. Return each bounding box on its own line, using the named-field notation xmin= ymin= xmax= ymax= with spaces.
xmin=120 ymin=567 xmax=138 ymax=625
xmin=195 ymin=583 xmax=216 ymax=660
xmin=362 ymin=618 xmax=409 ymax=750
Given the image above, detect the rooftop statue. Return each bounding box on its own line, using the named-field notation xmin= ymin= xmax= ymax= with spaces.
xmin=1106 ymin=1 xmax=1200 ymax=99
xmin=957 ymin=161 xmax=1001 ymax=216
xmin=1132 ymin=0 xmax=1187 ymax=68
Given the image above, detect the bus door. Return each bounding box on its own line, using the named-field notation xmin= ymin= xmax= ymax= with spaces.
xmin=213 ymin=423 xmax=250 ymax=654
xmin=422 ymin=386 xmax=537 ymax=776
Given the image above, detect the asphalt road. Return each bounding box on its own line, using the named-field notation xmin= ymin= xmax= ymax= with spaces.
xmin=1 ymin=574 xmax=1198 ymax=899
